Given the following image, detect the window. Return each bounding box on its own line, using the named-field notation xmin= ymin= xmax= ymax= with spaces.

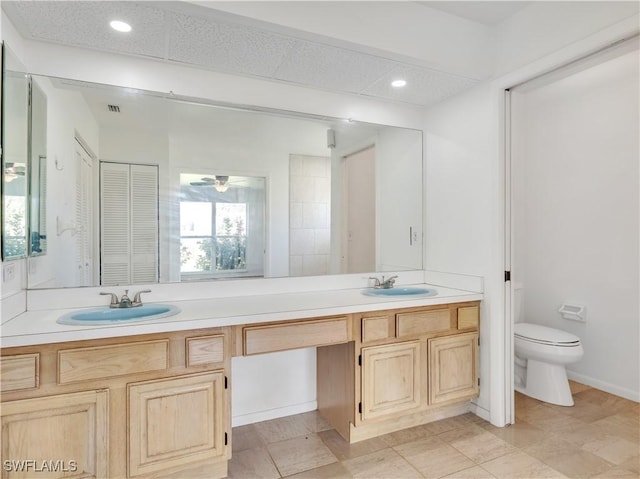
xmin=180 ymin=201 xmax=248 ymax=275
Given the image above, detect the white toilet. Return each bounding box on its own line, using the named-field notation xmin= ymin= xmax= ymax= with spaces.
xmin=514 ymin=322 xmax=584 ymax=406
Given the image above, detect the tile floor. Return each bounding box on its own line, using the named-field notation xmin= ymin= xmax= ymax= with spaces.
xmin=228 ymin=382 xmax=639 ymax=478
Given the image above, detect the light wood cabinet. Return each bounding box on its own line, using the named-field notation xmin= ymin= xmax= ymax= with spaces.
xmin=1 ymin=298 xmax=480 ymax=471
xmin=1 ymin=389 xmax=109 ymax=479
xmin=1 ymin=328 xmax=230 ymax=479
xmin=361 ymin=341 xmax=422 ymax=420
xmin=0 ymin=354 xmax=39 ymax=392
xmin=128 ymin=372 xmax=226 ymax=477
xmin=429 ymin=332 xmax=479 ymax=405
xmin=318 ymin=301 xmax=480 ymax=443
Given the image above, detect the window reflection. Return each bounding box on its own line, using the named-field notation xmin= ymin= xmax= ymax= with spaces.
xmin=179 ymin=174 xmax=264 ymax=279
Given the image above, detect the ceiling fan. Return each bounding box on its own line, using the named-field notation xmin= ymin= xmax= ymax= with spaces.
xmin=190 ymin=175 xmax=231 ymax=192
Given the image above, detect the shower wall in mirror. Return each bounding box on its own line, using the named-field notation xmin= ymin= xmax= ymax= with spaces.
xmin=13 ymin=73 xmax=423 ymax=289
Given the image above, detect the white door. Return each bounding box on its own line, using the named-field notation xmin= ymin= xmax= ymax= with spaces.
xmin=344 ymin=146 xmax=375 ymax=273
xmin=100 ymin=162 xmax=159 ymax=285
xmin=75 ymin=139 xmax=95 ymax=286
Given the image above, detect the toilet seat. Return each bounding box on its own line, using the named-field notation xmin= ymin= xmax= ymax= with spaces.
xmin=514 ymin=323 xmax=580 ymax=347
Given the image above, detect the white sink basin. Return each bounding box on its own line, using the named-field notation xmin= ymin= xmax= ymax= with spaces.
xmin=57 ymin=304 xmax=181 ymax=325
xmin=362 ymin=287 xmax=437 ymax=297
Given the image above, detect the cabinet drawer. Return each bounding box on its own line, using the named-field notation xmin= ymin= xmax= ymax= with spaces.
xmin=361 ymin=315 xmax=394 ymax=343
xmin=58 ymin=340 xmax=169 ymax=384
xmin=244 ymin=317 xmax=348 ymax=355
xmin=0 ymin=353 xmax=39 ymax=392
xmin=458 ymin=306 xmax=479 ymax=330
xmin=186 ymin=334 xmax=225 ymax=367
xmin=396 ymin=309 xmax=451 ymax=337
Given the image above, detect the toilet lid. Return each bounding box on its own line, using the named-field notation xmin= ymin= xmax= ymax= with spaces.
xmin=514 ymin=323 xmax=581 ymax=346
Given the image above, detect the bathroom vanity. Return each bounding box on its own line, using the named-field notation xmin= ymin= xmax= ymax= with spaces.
xmin=0 ymin=288 xmax=480 ymax=478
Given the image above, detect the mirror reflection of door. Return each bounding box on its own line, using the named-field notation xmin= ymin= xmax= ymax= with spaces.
xmin=100 ymin=161 xmax=159 ymax=286
xmin=344 ymin=146 xmax=376 ymax=273
xmin=75 ymin=139 xmax=96 ymax=286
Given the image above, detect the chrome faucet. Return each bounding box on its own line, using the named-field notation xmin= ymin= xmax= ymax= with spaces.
xmin=100 ymin=289 xmax=151 ymax=308
xmin=369 ymin=275 xmax=398 ymax=289
xmin=132 ymin=289 xmax=151 ymax=306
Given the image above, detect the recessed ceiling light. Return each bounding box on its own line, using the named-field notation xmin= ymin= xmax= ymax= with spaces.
xmin=110 ymin=20 xmax=132 ymax=33
xmin=391 ymin=79 xmax=407 ymax=88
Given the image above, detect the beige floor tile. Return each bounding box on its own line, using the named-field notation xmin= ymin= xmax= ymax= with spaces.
xmin=286 ymin=461 xmax=354 ymax=479
xmin=592 ymin=467 xmax=639 ymax=478
xmin=447 ymin=430 xmax=517 ymax=464
xmin=379 ymin=423 xmax=435 ymax=447
xmin=483 ymin=420 xmax=547 ymax=449
xmin=574 ymin=388 xmax=637 ymax=414
xmin=297 ymin=410 xmax=333 ymax=434
xmin=619 ymin=456 xmax=640 ymax=474
xmin=437 ymin=423 xmax=486 ymax=444
xmin=582 ymin=435 xmax=639 ymax=465
xmin=592 ymin=413 xmax=640 ymax=445
xmin=318 ymin=429 xmax=388 ymax=461
xmin=255 ymin=412 xmax=328 ymax=444
xmin=569 ymin=381 xmax=592 ymax=395
xmin=267 ymin=433 xmax=338 ymax=477
xmin=227 ymin=446 xmax=280 ymax=479
xmin=394 ymin=436 xmax=475 ymax=478
xmin=518 ymin=403 xmax=588 ymax=434
xmin=551 ymin=422 xmax=611 ymax=448
xmin=342 ymin=448 xmax=423 ymax=479
xmin=524 ymin=436 xmax=584 ymax=462
xmin=481 ymin=451 xmax=567 ymax=479
xmin=442 ymin=465 xmax=497 ymax=478
xmin=226 ymin=382 xmax=636 ymax=479
xmin=560 ymin=398 xmax=618 ymax=423
xmin=233 ymin=424 xmax=267 ymax=452
xmin=533 ymin=449 xmax=614 ymax=479
xmin=424 ymin=413 xmax=482 ymax=435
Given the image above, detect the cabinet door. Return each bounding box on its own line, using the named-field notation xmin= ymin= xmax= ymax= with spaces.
xmin=1 ymin=389 xmax=109 ymax=479
xmin=128 ymin=372 xmax=225 ymax=477
xmin=429 ymin=333 xmax=479 ymax=405
xmin=361 ymin=341 xmax=421 ymax=420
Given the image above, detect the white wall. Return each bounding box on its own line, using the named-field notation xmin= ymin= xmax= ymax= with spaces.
xmin=27 ymin=77 xmax=100 ymax=288
xmin=423 ymin=10 xmax=639 ymax=425
xmin=493 ymin=1 xmax=639 ymax=77
xmin=512 ymin=50 xmax=639 ymax=400
xmin=377 ymin=127 xmax=424 ymax=271
xmin=424 ymin=83 xmax=497 ymax=419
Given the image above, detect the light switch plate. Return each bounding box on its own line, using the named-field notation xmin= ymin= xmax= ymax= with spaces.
xmin=3 ymin=263 xmax=16 ymax=282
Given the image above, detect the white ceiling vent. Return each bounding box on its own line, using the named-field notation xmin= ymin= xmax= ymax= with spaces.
xmin=108 ymin=104 xmax=121 ymax=113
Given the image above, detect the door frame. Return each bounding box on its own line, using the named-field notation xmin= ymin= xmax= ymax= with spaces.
xmin=497 ymin=26 xmax=639 ymax=426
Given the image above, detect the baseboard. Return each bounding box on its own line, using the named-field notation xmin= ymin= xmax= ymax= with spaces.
xmin=469 ymin=401 xmax=491 ymax=423
xmin=231 ymin=400 xmax=318 ymax=427
xmin=567 ymin=370 xmax=639 ymax=403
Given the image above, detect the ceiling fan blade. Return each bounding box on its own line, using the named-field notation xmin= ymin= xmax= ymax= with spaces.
xmin=190 ymin=181 xmax=210 ymax=186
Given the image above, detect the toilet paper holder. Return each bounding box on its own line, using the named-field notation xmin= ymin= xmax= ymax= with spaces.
xmin=558 ymin=303 xmax=586 ymax=322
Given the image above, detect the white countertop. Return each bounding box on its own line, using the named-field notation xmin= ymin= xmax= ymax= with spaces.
xmin=0 ymin=284 xmax=482 ymax=348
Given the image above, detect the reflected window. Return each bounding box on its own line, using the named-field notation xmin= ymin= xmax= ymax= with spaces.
xmin=3 ymin=189 xmax=26 ymax=257
xmin=179 ymin=174 xmax=264 ymax=279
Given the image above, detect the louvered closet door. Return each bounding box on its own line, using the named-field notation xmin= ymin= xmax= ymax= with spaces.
xmin=130 ymin=164 xmax=159 ymax=283
xmin=101 ymin=162 xmax=132 ymax=285
xmin=100 ymin=162 xmax=159 ymax=285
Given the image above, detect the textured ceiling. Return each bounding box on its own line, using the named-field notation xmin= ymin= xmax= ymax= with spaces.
xmin=3 ymin=1 xmax=486 ymax=108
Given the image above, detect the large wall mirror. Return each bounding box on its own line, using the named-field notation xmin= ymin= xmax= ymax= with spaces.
xmin=2 ymin=44 xmax=48 ymax=263
xmin=6 ymin=71 xmax=423 ymax=289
